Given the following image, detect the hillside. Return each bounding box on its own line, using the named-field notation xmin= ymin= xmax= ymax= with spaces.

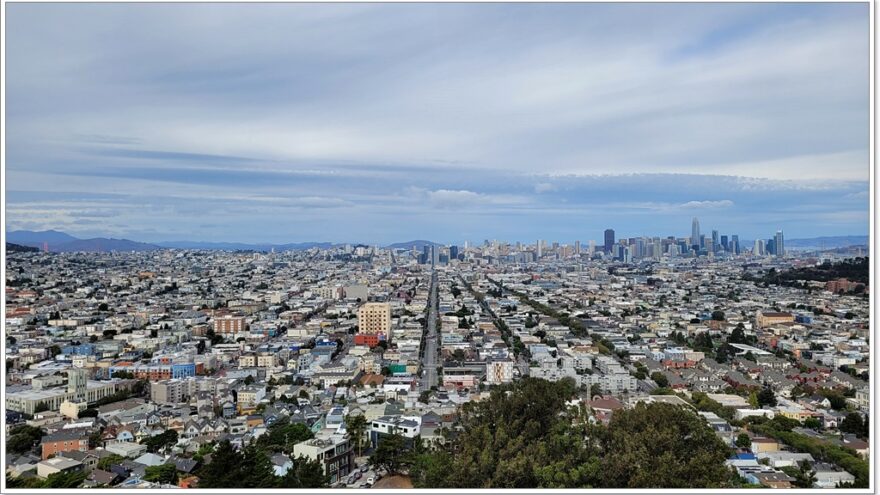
xmin=6 ymin=230 xmax=160 ymax=253
xmin=6 ymin=242 xmax=39 ymax=253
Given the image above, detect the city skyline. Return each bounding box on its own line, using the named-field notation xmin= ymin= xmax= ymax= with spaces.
xmin=5 ymin=3 xmax=870 ymax=244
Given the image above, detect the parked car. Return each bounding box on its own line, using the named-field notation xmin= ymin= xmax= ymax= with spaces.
xmin=360 ymin=465 xmax=369 ymax=473
xmin=367 ymin=476 xmax=375 ymax=485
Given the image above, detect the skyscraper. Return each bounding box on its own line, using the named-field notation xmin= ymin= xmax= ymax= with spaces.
xmin=691 ymin=217 xmax=700 ymax=249
xmin=604 ymin=229 xmax=615 ymax=253
xmin=537 ymin=240 xmax=543 ymax=258
xmin=720 ymin=235 xmax=728 ymax=252
xmin=449 ymin=245 xmax=459 ymax=261
xmin=775 ymin=230 xmax=785 ymax=257
xmin=731 ymin=235 xmax=740 ymax=255
xmin=575 ymin=240 xmax=581 ymax=255
xmin=711 ymin=230 xmax=719 ymax=251
xmin=753 ymin=239 xmax=764 ymax=256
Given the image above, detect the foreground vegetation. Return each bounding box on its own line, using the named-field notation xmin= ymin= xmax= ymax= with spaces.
xmin=377 ymin=378 xmax=735 ymax=488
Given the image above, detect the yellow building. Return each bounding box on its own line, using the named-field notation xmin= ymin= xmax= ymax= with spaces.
xmin=357 ymin=302 xmax=391 ymax=337
xmin=756 ymin=311 xmax=794 ymax=329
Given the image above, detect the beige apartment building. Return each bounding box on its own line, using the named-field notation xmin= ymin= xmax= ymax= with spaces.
xmin=357 ymin=302 xmax=391 ymax=335
xmin=756 ymin=311 xmax=794 ymax=329
xmin=213 ymin=315 xmax=246 ymax=335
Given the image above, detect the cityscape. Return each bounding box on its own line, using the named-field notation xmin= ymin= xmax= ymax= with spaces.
xmin=3 ymin=1 xmax=872 ymax=493
xmin=3 ymin=218 xmax=871 ymax=490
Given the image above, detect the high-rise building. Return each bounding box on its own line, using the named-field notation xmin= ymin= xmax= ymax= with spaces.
xmin=691 ymin=217 xmax=700 ymax=249
xmin=767 ymin=238 xmax=776 ymax=255
xmin=67 ymin=369 xmax=88 ymax=403
xmin=575 ymin=240 xmax=581 ymax=255
xmin=449 ymin=245 xmax=459 ymax=261
xmin=774 ymin=231 xmax=785 ymax=258
xmin=536 ymin=240 xmax=543 ymax=258
xmin=356 ymin=302 xmax=392 ymax=347
xmin=604 ymin=229 xmax=615 ymax=253
xmin=720 ymin=235 xmax=728 ymax=252
xmin=588 ymin=240 xmax=596 ymax=255
xmin=753 ymin=239 xmax=765 ymax=256
xmin=731 ymin=235 xmax=740 ymax=255
xmin=711 ymin=230 xmax=719 ymax=251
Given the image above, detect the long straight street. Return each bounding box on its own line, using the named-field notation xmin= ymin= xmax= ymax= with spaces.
xmin=419 ymin=270 xmax=439 ymax=392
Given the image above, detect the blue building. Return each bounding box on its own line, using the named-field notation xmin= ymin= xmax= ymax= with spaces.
xmin=62 ymin=343 xmax=95 ymax=356
xmin=172 ymin=362 xmax=196 ymax=379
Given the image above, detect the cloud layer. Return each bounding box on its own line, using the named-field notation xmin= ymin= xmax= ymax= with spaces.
xmin=4 ymin=3 xmax=869 ymax=243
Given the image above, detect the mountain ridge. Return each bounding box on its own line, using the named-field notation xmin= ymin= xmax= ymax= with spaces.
xmin=6 ymin=230 xmax=867 ymax=253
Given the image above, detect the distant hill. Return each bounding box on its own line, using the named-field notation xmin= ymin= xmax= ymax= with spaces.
xmin=6 ymin=242 xmax=39 ymax=253
xmin=53 ymin=238 xmax=162 ymax=253
xmin=785 ymin=236 xmax=869 ymax=250
xmin=7 ymin=229 xmax=78 ymax=246
xmin=386 ymin=240 xmax=443 ymax=250
xmin=156 ymin=241 xmax=336 ymax=251
xmin=6 ymin=230 xmax=160 ymax=253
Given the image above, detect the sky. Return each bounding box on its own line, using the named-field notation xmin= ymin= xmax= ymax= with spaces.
xmin=4 ymin=3 xmax=870 ymax=245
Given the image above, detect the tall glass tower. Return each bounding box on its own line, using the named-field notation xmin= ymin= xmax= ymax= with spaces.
xmin=691 ymin=217 xmax=700 ymax=249
xmin=775 ymin=230 xmax=785 ymax=257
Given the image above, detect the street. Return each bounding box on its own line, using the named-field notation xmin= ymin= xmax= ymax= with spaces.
xmin=419 ymin=270 xmax=439 ymax=392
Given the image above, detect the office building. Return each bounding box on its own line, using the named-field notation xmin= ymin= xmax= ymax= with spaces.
xmin=691 ymin=217 xmax=700 ymax=249
xmin=604 ymin=229 xmax=615 ymax=253
xmin=775 ymin=231 xmax=785 ymax=258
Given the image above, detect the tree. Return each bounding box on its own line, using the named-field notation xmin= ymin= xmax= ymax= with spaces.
xmin=255 ymin=418 xmax=313 ymax=453
xmin=243 ymin=375 xmax=255 ymax=385
xmin=98 ymin=454 xmax=124 ymax=471
xmin=651 ymin=372 xmax=669 ymax=389
xmin=781 ymin=460 xmax=816 ymax=488
xmin=757 ymin=386 xmax=777 ymax=408
xmin=144 ymin=463 xmax=178 ymax=484
xmin=142 ymin=429 xmax=178 ymax=453
xmin=599 ymin=402 xmax=733 ymax=488
xmin=728 ymin=325 xmax=747 ymax=344
xmin=196 ymin=440 xmax=240 ymax=488
xmin=78 ymin=408 xmax=98 ymax=418
xmin=825 ymin=393 xmax=847 ymax=411
xmin=345 ymin=414 xmax=368 ymax=457
xmin=370 ymin=433 xmax=409 ymax=475
xmin=748 ymin=391 xmax=759 ymax=409
xmin=840 ymin=413 xmax=864 ymax=435
xmin=802 ymin=416 xmax=822 ymax=430
xmin=238 ymin=444 xmax=277 ymax=488
xmin=6 ymin=425 xmax=43 ymax=454
xmin=42 ymin=470 xmax=88 ymax=488
xmin=711 ymin=310 xmax=725 ymax=321
xmin=278 ymin=456 xmax=329 ymax=488
xmin=735 ymin=433 xmax=752 ymax=449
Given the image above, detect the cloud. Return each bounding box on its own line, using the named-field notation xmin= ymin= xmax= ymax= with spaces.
xmin=2 ymin=4 xmax=869 ymax=243
xmin=534 ymin=182 xmax=557 ymax=193
xmin=679 ymin=200 xmax=735 ymax=209
xmin=426 ymin=189 xmax=497 ymax=209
